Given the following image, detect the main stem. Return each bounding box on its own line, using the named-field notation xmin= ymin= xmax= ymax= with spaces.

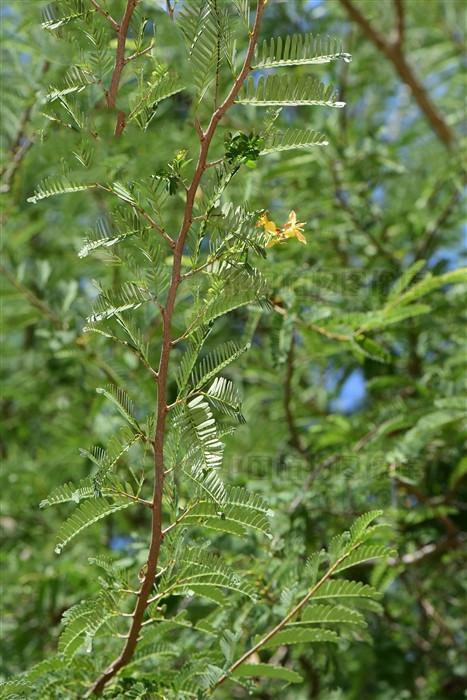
xmin=87 ymin=2 xmax=266 ymax=694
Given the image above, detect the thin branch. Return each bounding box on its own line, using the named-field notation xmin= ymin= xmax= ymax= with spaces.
xmin=96 ymin=184 xmax=174 ymax=247
xmin=419 ymin=596 xmax=458 ymax=646
xmin=194 ymin=117 xmax=204 ymax=141
xmin=181 ymin=247 xmax=227 ymax=279
xmin=0 ymin=134 xmax=33 ymax=194
xmin=0 ymin=264 xmax=63 ymax=327
xmin=161 ymin=502 xmax=198 ymax=536
xmin=309 ymin=323 xmax=352 ymax=342
xmin=338 ymin=0 xmax=454 ymax=147
xmin=0 ymin=264 xmax=129 ymax=389
xmin=213 ymin=0 xmax=222 ymax=109
xmin=209 ymin=540 xmax=362 ymax=693
xmin=119 ymin=588 xmax=140 ymax=595
xmin=86 ymin=2 xmax=267 ymax=694
xmin=136 ymin=208 xmax=175 ymax=248
xmin=105 ymin=0 xmax=140 ymax=138
xmin=108 ymin=488 xmax=152 ymax=509
xmin=125 ymin=41 xmax=154 ymax=63
xmin=82 ymin=326 xmax=157 ymax=377
xmin=287 ymin=455 xmax=339 ymax=515
xmin=393 ymin=0 xmax=405 ymax=46
xmin=273 ymin=302 xmax=352 ymax=342
xmin=205 ymin=158 xmax=224 ymax=169
xmin=165 ymin=397 xmax=185 ymax=410
xmin=90 ymin=0 xmax=120 ymax=32
xmin=0 ymin=61 xmax=50 ymax=193
xmin=389 ymin=534 xmax=464 ymax=566
xmin=165 ymin=0 xmax=174 ymax=21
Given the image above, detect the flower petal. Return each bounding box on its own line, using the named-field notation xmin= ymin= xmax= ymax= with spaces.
xmin=296 ymin=230 xmax=307 ymax=244
xmin=287 ymin=210 xmax=297 ymax=226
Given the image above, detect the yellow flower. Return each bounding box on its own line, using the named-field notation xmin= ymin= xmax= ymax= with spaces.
xmin=257 ymin=212 xmax=279 ymax=235
xmin=265 ymin=236 xmax=281 ymax=248
xmin=258 ymin=210 xmax=307 ymax=248
xmin=282 ymin=210 xmax=306 ymax=244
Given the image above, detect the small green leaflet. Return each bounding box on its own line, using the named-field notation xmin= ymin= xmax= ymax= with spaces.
xmin=232 ymin=662 xmax=303 ymax=683
xmin=261 ymin=628 xmax=339 ymax=649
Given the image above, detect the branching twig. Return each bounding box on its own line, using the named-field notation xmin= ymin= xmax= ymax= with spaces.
xmin=209 ymin=539 xmax=362 ymax=693
xmin=86 ymin=1 xmax=267 ymax=694
xmin=0 ymin=264 xmax=63 ymax=327
xmin=161 ymin=502 xmax=198 ymax=537
xmin=96 ymin=184 xmax=174 ymax=247
xmin=338 ymin=0 xmax=454 ymax=147
xmin=125 ymin=41 xmax=154 ymax=63
xmin=90 ymin=0 xmax=119 ymax=32
xmin=105 ymin=0 xmax=140 ymax=138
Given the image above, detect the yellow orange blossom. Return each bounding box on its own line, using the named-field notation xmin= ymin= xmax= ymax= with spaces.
xmin=265 ymin=234 xmax=283 ymax=248
xmin=257 ymin=212 xmax=279 ymax=235
xmin=257 ymin=210 xmax=306 ymax=248
xmin=282 ymin=210 xmax=306 ymax=244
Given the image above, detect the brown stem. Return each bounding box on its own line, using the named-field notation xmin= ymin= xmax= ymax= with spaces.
xmin=338 ymin=0 xmax=454 ymax=147
xmin=105 ymin=0 xmax=139 ymax=138
xmin=393 ymin=0 xmax=405 ymax=47
xmin=87 ymin=2 xmax=267 ymax=694
xmin=90 ymin=0 xmax=119 ymax=32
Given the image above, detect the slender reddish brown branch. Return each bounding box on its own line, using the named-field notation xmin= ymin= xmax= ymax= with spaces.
xmin=86 ymin=2 xmax=267 ymax=694
xmin=90 ymin=0 xmax=119 ymax=32
xmin=104 ymin=0 xmax=139 ymax=138
xmin=338 ymin=0 xmax=454 ymax=147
